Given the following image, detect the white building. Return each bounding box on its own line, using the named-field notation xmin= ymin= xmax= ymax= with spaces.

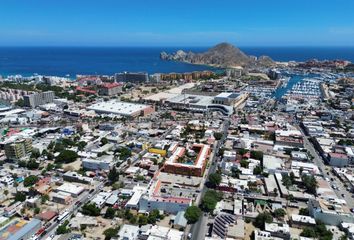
xmin=56 ymin=183 xmax=85 ymax=197
xmin=139 ymin=180 xmax=192 ymax=214
xmin=117 ymin=224 xmax=140 ymax=240
xmin=87 ymin=100 xmax=154 ymax=118
xmin=82 ymin=155 xmax=114 ymax=171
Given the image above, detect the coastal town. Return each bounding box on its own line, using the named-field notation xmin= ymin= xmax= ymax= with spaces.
xmin=0 ymin=43 xmax=354 ymax=240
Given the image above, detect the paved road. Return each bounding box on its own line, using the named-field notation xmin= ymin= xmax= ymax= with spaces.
xmin=188 ymin=119 xmax=229 ymax=240
xmin=300 ymin=127 xmax=354 ymax=208
xmin=40 ymin=181 xmax=104 ymax=240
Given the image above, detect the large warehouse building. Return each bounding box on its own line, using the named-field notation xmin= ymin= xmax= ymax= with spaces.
xmin=165 ymin=92 xmax=247 ymax=116
xmin=87 ymin=100 xmax=155 ymax=118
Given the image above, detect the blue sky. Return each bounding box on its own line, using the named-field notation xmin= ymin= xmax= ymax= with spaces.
xmin=1 ymin=0 xmax=354 ymax=47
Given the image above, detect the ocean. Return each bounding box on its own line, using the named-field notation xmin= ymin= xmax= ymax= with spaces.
xmin=0 ymin=46 xmax=354 ymax=77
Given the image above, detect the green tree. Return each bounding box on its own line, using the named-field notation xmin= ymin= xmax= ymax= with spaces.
xmin=46 ymin=163 xmax=55 ymax=171
xmin=201 ymin=190 xmax=222 ymax=212
xmin=54 ymin=142 xmax=65 ymax=152
xmin=24 ymin=175 xmax=39 ymax=187
xmin=208 ymin=173 xmax=222 ymax=188
xmin=15 ymin=192 xmax=26 ymax=202
xmin=250 ymin=150 xmax=263 ymax=161
xmin=238 ymin=148 xmax=248 ymax=156
xmin=81 ymin=203 xmax=101 ymax=216
xmin=116 ymin=147 xmax=131 ymax=160
xmin=108 ymin=167 xmax=119 ymax=183
xmin=46 ymin=152 xmax=54 ymax=160
xmin=184 ymin=206 xmax=202 ymax=224
xmin=299 ymin=208 xmax=309 ymax=216
xmin=103 ymin=227 xmax=119 ymax=240
xmin=138 ymin=215 xmax=148 ymax=225
xmin=273 ymin=208 xmax=286 ymax=218
xmin=129 ymin=215 xmax=138 ymax=224
xmin=340 ymin=235 xmax=348 ymax=240
xmin=48 ymin=141 xmax=55 ymax=150
xmin=240 ymin=159 xmax=249 ymax=168
xmin=253 ymin=166 xmax=262 ymax=175
xmin=26 ymin=160 xmax=40 ymax=170
xmin=55 ymin=150 xmax=78 ymax=163
xmin=34 ymin=207 xmax=40 ymax=214
xmin=18 ymin=160 xmax=27 ymax=168
xmin=77 ymin=141 xmax=87 ymax=151
xmin=213 ymin=132 xmax=223 ymax=140
xmin=300 ymin=222 xmax=333 ymax=239
xmin=254 ymin=212 xmax=273 ymax=229
xmin=302 ymin=175 xmax=318 ymax=195
xmin=148 ymin=209 xmax=161 ymax=224
xmin=56 ymin=220 xmax=71 ymax=234
xmin=300 ymin=227 xmax=317 ymax=238
xmin=41 ymin=194 xmax=50 ymax=204
xmin=101 ymin=137 xmax=109 ymax=146
xmin=282 ymin=174 xmax=293 ymax=188
xmin=31 ymin=149 xmax=41 ymax=159
xmin=104 ymin=207 xmax=116 ymax=219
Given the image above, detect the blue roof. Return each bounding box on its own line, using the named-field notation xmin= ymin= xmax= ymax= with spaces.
xmin=174 ymin=211 xmax=187 ymax=227
xmin=8 ymin=219 xmax=41 ymax=240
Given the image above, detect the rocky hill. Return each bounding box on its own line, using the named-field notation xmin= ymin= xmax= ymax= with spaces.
xmin=160 ymin=42 xmax=274 ymax=67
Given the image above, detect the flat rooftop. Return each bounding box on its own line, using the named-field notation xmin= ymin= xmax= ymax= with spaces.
xmin=167 ymin=94 xmax=214 ymax=106
xmin=88 ymin=100 xmax=151 ymax=116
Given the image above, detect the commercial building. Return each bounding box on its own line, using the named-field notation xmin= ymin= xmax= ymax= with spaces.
xmin=308 ymin=199 xmax=354 ymax=225
xmin=87 ymin=100 xmax=155 ymax=118
xmin=115 ymin=72 xmax=148 ymax=83
xmin=275 ymin=130 xmax=304 ymax=148
xmin=0 ymin=218 xmax=42 ymax=240
xmin=163 ymin=143 xmax=210 ymax=177
xmin=212 ymin=92 xmax=248 ymax=108
xmin=139 ymin=180 xmax=192 ymax=214
xmin=23 ymin=91 xmax=55 ymax=108
xmin=99 ymin=82 xmax=122 ymax=96
xmin=82 ymin=155 xmax=114 ymax=171
xmin=52 ymin=191 xmax=72 ymax=205
xmin=328 ymin=152 xmax=349 ymax=167
xmin=165 ymin=93 xmax=244 ymax=116
xmin=62 ymin=171 xmax=93 ymax=184
xmin=56 ymin=183 xmax=85 ymax=197
xmin=4 ymin=138 xmax=32 ymax=160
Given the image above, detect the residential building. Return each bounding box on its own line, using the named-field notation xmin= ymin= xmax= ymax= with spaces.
xmin=264 ymin=223 xmax=290 ymax=240
xmin=115 ymin=72 xmax=149 ymax=83
xmin=163 ymin=143 xmax=210 ymax=177
xmin=308 ymin=199 xmax=354 ymax=225
xmin=99 ymin=82 xmax=122 ymax=96
xmin=4 ymin=138 xmax=32 ymax=160
xmin=23 ymin=91 xmax=55 ymax=108
xmin=117 ymin=224 xmax=140 ymax=240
